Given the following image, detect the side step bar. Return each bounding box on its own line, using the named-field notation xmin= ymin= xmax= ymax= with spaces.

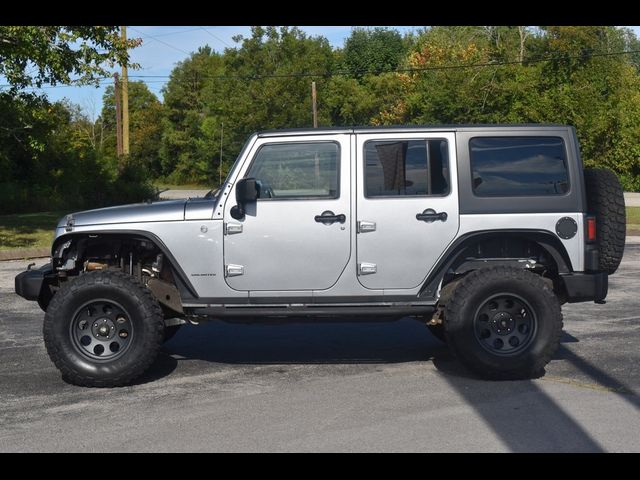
xmin=188 ymin=305 xmax=435 ymax=319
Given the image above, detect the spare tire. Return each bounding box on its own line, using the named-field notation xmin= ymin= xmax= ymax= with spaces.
xmin=583 ymin=168 xmax=626 ymax=274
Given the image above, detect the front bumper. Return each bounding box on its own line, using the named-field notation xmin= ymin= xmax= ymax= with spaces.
xmin=560 ymin=271 xmax=608 ymax=303
xmin=15 ymin=263 xmax=53 ymax=301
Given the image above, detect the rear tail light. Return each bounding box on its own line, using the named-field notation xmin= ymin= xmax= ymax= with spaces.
xmin=586 ymin=216 xmax=597 ymax=243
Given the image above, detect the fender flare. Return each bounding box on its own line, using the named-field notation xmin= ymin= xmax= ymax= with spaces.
xmin=419 ymin=229 xmax=573 ymax=298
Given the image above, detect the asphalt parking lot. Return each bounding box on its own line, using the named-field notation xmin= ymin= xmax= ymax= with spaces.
xmin=1 ymin=241 xmax=639 ymax=452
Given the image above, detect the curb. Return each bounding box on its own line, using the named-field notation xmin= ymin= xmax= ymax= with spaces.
xmin=0 ymin=248 xmax=50 ymax=262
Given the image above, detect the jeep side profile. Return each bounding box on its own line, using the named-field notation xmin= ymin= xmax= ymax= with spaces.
xmin=15 ymin=125 xmax=626 ymax=387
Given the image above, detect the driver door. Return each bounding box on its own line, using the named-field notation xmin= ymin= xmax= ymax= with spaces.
xmin=223 ymin=135 xmax=351 ymax=292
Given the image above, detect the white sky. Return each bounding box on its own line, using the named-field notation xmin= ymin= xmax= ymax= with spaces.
xmin=6 ymin=26 xmax=640 ymax=119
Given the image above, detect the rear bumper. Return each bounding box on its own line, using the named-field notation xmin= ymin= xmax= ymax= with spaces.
xmin=560 ymin=271 xmax=608 ymax=303
xmin=15 ymin=263 xmax=53 ymax=301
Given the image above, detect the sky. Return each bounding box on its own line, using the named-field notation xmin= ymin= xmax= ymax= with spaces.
xmin=9 ymin=25 xmax=640 ymax=119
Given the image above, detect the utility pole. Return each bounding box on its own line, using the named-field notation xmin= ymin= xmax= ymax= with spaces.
xmin=219 ymin=122 xmax=224 ymax=186
xmin=114 ymin=73 xmax=123 ymax=157
xmin=121 ymin=25 xmax=130 ymax=155
xmin=311 ymin=81 xmax=318 ymax=128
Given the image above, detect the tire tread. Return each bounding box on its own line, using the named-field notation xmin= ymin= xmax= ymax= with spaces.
xmin=444 ymin=266 xmax=563 ymax=380
xmin=583 ymin=168 xmax=626 ymax=274
xmin=43 ymin=270 xmax=164 ymax=387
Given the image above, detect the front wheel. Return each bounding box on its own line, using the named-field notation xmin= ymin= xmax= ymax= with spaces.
xmin=43 ymin=270 xmax=165 ymax=387
xmin=444 ymin=266 xmax=563 ymax=380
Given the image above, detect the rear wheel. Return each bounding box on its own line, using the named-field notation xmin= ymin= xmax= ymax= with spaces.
xmin=444 ymin=266 xmax=563 ymax=380
xmin=43 ymin=270 xmax=164 ymax=387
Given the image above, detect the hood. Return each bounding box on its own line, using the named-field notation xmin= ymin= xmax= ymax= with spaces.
xmin=57 ymin=199 xmax=188 ymax=228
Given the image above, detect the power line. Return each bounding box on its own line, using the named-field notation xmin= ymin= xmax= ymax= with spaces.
xmin=198 ymin=26 xmax=233 ymax=49
xmin=129 ymin=26 xmax=191 ymax=56
xmin=124 ymin=48 xmax=640 ymax=81
xmin=3 ymin=47 xmax=640 ymax=89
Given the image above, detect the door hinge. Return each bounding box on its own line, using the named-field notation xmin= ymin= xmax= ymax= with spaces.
xmin=357 ymin=220 xmax=376 ymax=233
xmin=225 ymin=223 xmax=243 ymax=235
xmin=225 ymin=264 xmax=244 ymax=277
xmin=358 ymin=263 xmax=377 ymax=275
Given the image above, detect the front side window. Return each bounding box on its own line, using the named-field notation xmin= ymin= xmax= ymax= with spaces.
xmin=246 ymin=142 xmax=339 ymax=199
xmin=469 ymin=137 xmax=569 ymax=196
xmin=364 ymin=139 xmax=450 ymax=197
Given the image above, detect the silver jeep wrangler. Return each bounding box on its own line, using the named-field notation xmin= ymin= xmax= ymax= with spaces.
xmin=15 ymin=125 xmax=626 ymax=387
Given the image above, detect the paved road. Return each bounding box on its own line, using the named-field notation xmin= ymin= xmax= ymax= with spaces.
xmin=1 ymin=243 xmax=639 ymax=452
xmin=626 ymin=192 xmax=640 ymax=207
xmin=159 ymin=189 xmax=209 ymax=200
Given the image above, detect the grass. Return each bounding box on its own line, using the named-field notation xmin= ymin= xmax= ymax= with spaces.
xmin=1 ymin=207 xmax=639 ymax=253
xmin=627 ymin=207 xmax=640 ymax=235
xmin=0 ymin=211 xmax=65 ymax=252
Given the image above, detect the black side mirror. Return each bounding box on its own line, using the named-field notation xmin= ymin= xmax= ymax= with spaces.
xmin=230 ymin=177 xmax=259 ymax=219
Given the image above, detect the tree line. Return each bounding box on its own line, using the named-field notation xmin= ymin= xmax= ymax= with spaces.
xmin=2 ymin=26 xmax=640 ymax=214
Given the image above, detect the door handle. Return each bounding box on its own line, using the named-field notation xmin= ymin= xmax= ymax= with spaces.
xmin=416 ymin=208 xmax=448 ymax=223
xmin=315 ymin=210 xmax=346 ymax=225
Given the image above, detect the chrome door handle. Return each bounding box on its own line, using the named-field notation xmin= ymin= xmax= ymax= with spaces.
xmin=416 ymin=209 xmax=448 ymax=223
xmin=314 ymin=210 xmax=346 ymax=225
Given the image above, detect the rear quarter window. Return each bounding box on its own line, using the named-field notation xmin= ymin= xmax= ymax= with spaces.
xmin=469 ymin=137 xmax=569 ymax=197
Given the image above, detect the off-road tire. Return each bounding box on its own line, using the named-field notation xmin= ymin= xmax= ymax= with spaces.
xmin=43 ymin=270 xmax=164 ymax=387
xmin=583 ymin=168 xmax=626 ymax=274
xmin=444 ymin=266 xmax=563 ymax=380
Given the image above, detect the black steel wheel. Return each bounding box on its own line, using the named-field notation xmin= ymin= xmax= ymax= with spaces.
xmin=70 ymin=300 xmax=134 ymax=361
xmin=444 ymin=266 xmax=563 ymax=380
xmin=473 ymin=294 xmax=536 ymax=356
xmin=43 ymin=270 xmax=164 ymax=387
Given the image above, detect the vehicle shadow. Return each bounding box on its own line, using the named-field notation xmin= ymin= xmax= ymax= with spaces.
xmin=160 ymin=317 xmax=441 ymax=365
xmin=135 ymin=318 xmax=442 ymax=385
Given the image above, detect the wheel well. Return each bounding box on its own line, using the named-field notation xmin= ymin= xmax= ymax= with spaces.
xmin=50 ymin=233 xmax=192 ymax=315
xmin=420 ymin=230 xmax=572 ymax=300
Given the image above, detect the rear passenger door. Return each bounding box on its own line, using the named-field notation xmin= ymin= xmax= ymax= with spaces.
xmin=355 ymin=132 xmax=459 ymax=290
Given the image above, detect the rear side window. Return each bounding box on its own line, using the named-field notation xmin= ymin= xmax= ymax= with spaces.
xmin=469 ymin=137 xmax=569 ymax=196
xmin=364 ymin=139 xmax=450 ymax=197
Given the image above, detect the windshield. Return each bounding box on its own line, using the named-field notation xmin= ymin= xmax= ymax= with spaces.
xmin=204 ymin=135 xmax=256 ymax=200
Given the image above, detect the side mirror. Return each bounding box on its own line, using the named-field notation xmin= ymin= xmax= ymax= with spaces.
xmin=230 ymin=178 xmax=259 ymax=219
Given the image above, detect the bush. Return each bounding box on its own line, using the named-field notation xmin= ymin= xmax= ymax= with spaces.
xmin=619 ymin=174 xmax=640 ymax=193
xmin=0 ymin=162 xmax=156 ymax=215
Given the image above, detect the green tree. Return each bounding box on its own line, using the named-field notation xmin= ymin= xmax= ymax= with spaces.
xmin=0 ymin=26 xmax=139 ymax=89
xmin=374 ymin=26 xmax=640 ymax=189
xmin=160 ymin=45 xmax=225 ymax=182
xmin=342 ymin=27 xmax=407 ymax=78
xmin=160 ymin=27 xmax=336 ymax=184
xmin=100 ymin=81 xmax=164 ymax=177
